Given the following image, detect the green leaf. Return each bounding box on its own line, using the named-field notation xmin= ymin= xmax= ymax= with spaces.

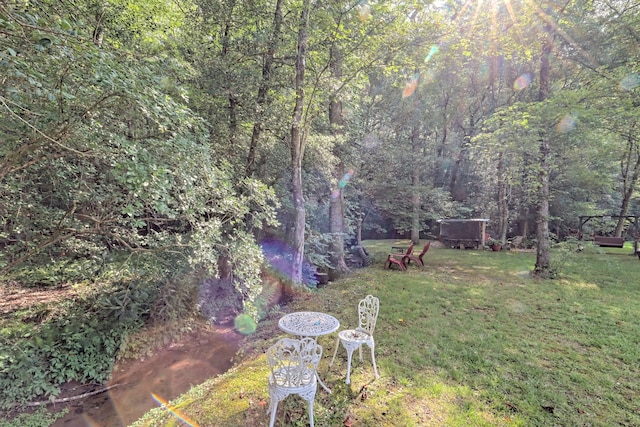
xmin=37 ymin=38 xmax=52 ymax=48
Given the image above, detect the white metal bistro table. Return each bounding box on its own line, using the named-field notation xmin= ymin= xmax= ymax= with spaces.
xmin=278 ymin=311 xmax=340 ymax=393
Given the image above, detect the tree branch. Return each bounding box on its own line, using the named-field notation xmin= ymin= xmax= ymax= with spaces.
xmin=24 ymin=384 xmax=121 ymax=407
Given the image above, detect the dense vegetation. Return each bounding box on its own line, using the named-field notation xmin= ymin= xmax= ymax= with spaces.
xmin=0 ymin=0 xmax=638 ymax=419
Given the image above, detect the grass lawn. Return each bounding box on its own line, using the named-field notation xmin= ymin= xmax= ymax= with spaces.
xmin=132 ymin=239 xmax=640 ymax=427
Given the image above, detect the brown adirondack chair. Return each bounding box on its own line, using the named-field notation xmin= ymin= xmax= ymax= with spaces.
xmin=385 ymin=243 xmax=414 ymax=271
xmin=405 ymin=241 xmax=431 ymax=268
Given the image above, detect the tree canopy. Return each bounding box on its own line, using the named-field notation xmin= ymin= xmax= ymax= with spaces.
xmin=1 ymin=0 xmax=639 ymax=288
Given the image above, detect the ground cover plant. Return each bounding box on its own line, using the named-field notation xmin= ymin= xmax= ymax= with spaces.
xmin=131 ymin=239 xmax=640 ymax=427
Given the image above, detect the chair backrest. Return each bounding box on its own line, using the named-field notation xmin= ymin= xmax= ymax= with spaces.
xmin=404 ymin=243 xmax=414 ymax=255
xmin=356 ymin=295 xmax=379 ymax=336
xmin=267 ymin=337 xmax=322 ymax=387
xmin=418 ymin=241 xmax=431 ymax=256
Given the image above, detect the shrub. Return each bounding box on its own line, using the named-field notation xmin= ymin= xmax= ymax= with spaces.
xmin=0 ymin=407 xmax=67 ymax=427
xmin=0 ymin=294 xmax=143 ymax=409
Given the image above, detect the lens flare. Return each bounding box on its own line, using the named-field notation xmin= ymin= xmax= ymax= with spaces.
xmin=151 ymin=393 xmax=200 ymax=427
xmin=620 ymin=74 xmax=639 ymax=91
xmin=234 ymin=313 xmax=257 ymax=335
xmin=513 ymin=74 xmax=531 ymax=91
xmin=338 ymin=169 xmax=354 ymax=189
xmin=356 ymin=1 xmax=371 ymax=21
xmin=403 ymin=74 xmax=419 ymax=98
xmin=425 ymin=45 xmax=439 ymax=63
xmin=260 ymin=239 xmax=317 ymax=286
xmin=556 ymin=113 xmax=577 ymax=133
xmin=80 ymin=414 xmax=102 ymax=427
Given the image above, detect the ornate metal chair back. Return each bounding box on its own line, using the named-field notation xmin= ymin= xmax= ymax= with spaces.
xmin=267 ymin=337 xmax=322 ymax=388
xmin=356 ymin=295 xmax=379 ymax=336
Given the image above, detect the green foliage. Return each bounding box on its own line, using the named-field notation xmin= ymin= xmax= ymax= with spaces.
xmin=150 ymin=271 xmax=200 ymax=324
xmin=0 ymin=407 xmax=67 ymax=427
xmin=304 ymin=230 xmax=334 ymax=271
xmin=0 ymin=287 xmax=148 ymax=409
xmin=0 ymin=1 xmax=279 ymax=319
xmin=486 ymin=237 xmax=502 ymax=246
xmin=96 ymin=281 xmax=156 ymax=322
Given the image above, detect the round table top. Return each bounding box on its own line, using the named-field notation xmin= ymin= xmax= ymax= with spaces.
xmin=278 ymin=311 xmax=340 ymax=337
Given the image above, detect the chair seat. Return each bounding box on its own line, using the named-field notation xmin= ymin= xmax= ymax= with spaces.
xmin=338 ymin=329 xmax=371 ymax=343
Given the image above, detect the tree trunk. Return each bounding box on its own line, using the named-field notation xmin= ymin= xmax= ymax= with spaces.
xmin=497 ymin=154 xmax=508 ymax=243
xmin=434 ymin=92 xmax=449 ymax=187
xmin=329 ymin=179 xmax=349 ymax=273
xmin=533 ymin=30 xmax=552 ymax=277
xmin=245 ymin=0 xmax=283 ymax=178
xmin=410 ymin=125 xmax=421 ymax=244
xmin=489 ymin=54 xmax=508 ymax=245
xmin=534 ymin=136 xmax=551 ymax=276
xmin=521 ymin=206 xmax=529 ymax=239
xmin=615 ymin=134 xmax=640 ymax=237
xmin=289 ymin=0 xmax=311 ymax=286
xmin=220 ymin=0 xmax=240 ymax=160
xmin=328 ymin=44 xmax=349 ymax=274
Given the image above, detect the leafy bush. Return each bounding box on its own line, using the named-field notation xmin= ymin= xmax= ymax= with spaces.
xmin=0 ymin=407 xmax=67 ymax=427
xmin=151 ymin=271 xmax=200 ymax=324
xmin=304 ymin=230 xmax=334 ymax=272
xmin=0 ymin=294 xmax=144 ymax=409
xmin=95 ymin=281 xmax=156 ymax=322
xmin=8 ymin=257 xmax=103 ymax=287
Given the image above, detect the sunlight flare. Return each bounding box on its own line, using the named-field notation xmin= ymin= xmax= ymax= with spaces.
xmin=151 ymin=393 xmax=200 ymax=427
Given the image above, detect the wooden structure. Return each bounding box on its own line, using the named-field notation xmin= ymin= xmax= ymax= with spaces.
xmin=385 ymin=243 xmax=414 ymax=271
xmin=593 ymin=236 xmax=624 ymax=248
xmin=578 ymin=215 xmax=639 ymax=236
xmin=578 ymin=215 xmax=640 ymax=253
xmin=437 ymin=218 xmax=489 ymax=249
xmin=405 ymin=241 xmax=431 ymax=268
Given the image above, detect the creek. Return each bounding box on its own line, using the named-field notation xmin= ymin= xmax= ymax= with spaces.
xmin=50 ymin=325 xmax=243 ymax=427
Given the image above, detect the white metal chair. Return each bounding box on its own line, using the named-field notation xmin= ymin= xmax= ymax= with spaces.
xmin=329 ymin=294 xmax=380 ymax=384
xmin=267 ymin=337 xmax=323 ymax=427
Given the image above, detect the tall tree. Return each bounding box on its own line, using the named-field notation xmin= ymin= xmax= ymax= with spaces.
xmin=289 ymin=0 xmax=312 ymax=286
xmin=245 ymin=0 xmax=284 ymax=179
xmin=533 ymin=11 xmax=554 ymax=277
xmin=327 ymin=18 xmax=350 ymax=274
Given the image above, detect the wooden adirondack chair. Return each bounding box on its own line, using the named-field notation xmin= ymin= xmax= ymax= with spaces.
xmin=384 ymin=243 xmax=414 ymax=271
xmin=404 ymin=241 xmax=430 ymax=268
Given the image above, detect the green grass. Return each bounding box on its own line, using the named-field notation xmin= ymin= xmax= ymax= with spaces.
xmin=132 ymin=239 xmax=640 ymax=426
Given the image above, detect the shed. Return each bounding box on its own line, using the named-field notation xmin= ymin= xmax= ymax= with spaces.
xmin=437 ymin=218 xmax=489 ymax=249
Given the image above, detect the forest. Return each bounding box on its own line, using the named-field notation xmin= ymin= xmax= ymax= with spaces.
xmin=0 ymin=0 xmax=639 ymax=418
